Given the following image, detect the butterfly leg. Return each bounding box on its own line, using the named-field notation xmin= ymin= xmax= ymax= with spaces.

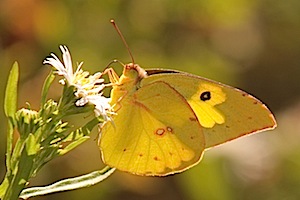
xmin=103 ymin=68 xmax=121 ymax=84
xmin=110 ymin=90 xmax=129 ymax=113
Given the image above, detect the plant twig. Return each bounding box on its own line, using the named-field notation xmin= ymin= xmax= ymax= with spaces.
xmin=20 ymin=167 xmax=115 ymax=199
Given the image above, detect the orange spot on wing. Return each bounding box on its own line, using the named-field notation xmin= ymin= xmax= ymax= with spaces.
xmin=155 ymin=128 xmax=165 ymax=136
xmin=167 ymin=127 xmax=173 ymax=133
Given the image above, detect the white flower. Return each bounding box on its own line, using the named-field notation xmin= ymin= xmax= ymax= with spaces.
xmin=43 ymin=45 xmax=76 ymax=85
xmin=80 ymin=95 xmax=113 ymax=121
xmin=43 ymin=45 xmax=113 ymax=121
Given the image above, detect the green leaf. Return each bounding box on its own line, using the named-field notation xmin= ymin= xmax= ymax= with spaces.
xmin=4 ymin=62 xmax=19 ymax=176
xmin=58 ymin=136 xmax=90 ymax=156
xmin=41 ymin=72 xmax=55 ymax=107
xmin=4 ymin=62 xmax=19 ymax=118
xmin=58 ymin=117 xmax=101 ymax=155
xmin=5 ymin=122 xmax=14 ymax=175
xmin=63 ymin=117 xmax=101 ymax=142
xmin=25 ymin=134 xmax=40 ymax=156
xmin=81 ymin=117 xmax=103 ymax=135
xmin=0 ymin=177 xmax=9 ymax=199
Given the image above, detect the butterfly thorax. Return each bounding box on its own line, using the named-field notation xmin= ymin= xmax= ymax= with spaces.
xmin=110 ymin=63 xmax=147 ymax=107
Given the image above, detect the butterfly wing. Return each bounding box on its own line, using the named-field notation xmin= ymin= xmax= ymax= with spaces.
xmin=143 ymin=69 xmax=277 ymax=148
xmin=100 ymin=81 xmax=205 ymax=176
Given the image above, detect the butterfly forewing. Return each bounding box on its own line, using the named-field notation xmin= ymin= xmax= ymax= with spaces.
xmin=142 ymin=70 xmax=276 ymax=148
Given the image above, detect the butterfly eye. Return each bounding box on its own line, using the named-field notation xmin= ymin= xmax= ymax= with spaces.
xmin=200 ymin=91 xmax=211 ymax=101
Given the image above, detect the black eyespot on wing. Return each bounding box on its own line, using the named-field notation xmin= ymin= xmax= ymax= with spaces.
xmin=200 ymin=91 xmax=211 ymax=101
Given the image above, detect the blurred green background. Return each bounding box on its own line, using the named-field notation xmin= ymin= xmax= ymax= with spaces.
xmin=1 ymin=0 xmax=300 ymax=199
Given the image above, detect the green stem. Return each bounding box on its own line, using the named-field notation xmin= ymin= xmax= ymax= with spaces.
xmin=3 ymin=148 xmax=35 ymax=200
xmin=0 ymin=176 xmax=9 ymax=198
xmin=20 ymin=167 xmax=115 ymax=199
xmin=5 ymin=121 xmax=14 ymax=176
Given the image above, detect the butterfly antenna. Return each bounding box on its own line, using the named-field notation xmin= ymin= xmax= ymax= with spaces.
xmin=110 ymin=19 xmax=135 ymax=65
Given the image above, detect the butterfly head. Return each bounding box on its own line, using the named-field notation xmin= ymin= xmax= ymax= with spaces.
xmin=123 ymin=63 xmax=147 ymax=83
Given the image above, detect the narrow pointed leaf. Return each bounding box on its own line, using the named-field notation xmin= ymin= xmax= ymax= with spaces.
xmin=4 ymin=61 xmax=19 ymax=118
xmin=4 ymin=62 xmax=19 ymax=175
xmin=41 ymin=72 xmax=55 ymax=107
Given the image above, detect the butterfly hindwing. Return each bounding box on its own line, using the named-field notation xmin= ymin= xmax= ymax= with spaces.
xmin=100 ymin=81 xmax=205 ymax=176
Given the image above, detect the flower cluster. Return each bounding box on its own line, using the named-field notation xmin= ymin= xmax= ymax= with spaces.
xmin=43 ymin=45 xmax=112 ymax=120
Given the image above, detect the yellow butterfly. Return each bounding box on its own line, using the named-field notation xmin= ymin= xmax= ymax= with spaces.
xmin=99 ymin=63 xmax=276 ymax=176
xmin=99 ymin=21 xmax=277 ymax=176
